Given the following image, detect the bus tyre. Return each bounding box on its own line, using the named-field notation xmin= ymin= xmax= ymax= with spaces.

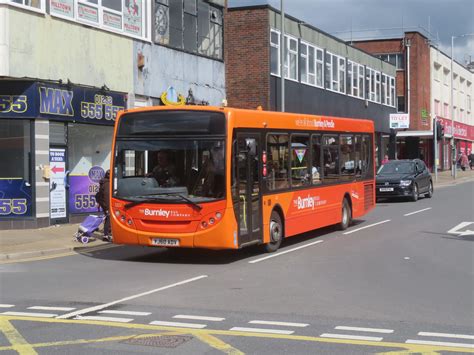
xmin=339 ymin=198 xmax=352 ymax=231
xmin=264 ymin=211 xmax=283 ymax=253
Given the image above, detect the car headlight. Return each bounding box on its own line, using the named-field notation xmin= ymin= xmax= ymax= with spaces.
xmin=400 ymin=180 xmax=412 ymax=187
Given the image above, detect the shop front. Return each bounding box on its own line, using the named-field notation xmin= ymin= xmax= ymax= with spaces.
xmin=0 ymin=80 xmax=125 ymax=229
xmin=437 ymin=117 xmax=474 ymax=170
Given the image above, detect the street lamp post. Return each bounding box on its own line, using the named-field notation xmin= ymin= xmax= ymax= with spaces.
xmin=451 ymin=33 xmax=474 ymax=179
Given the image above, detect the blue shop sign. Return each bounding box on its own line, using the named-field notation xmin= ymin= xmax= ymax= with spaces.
xmin=0 ymin=81 xmax=125 ymax=125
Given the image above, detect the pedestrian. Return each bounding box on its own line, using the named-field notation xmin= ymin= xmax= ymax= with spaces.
xmin=469 ymin=151 xmax=474 ymax=170
xmin=459 ymin=151 xmax=469 ymax=172
xmin=381 ymin=154 xmax=389 ymax=165
xmin=95 ymin=170 xmax=112 ymax=241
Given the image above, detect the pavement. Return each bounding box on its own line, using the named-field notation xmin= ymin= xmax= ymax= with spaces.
xmin=0 ymin=169 xmax=472 ymax=262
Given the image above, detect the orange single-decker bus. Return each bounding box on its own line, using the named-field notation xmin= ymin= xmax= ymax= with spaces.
xmin=110 ymin=106 xmax=375 ymax=252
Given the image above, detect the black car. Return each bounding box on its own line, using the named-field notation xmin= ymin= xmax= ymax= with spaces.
xmin=376 ymin=159 xmax=433 ymax=202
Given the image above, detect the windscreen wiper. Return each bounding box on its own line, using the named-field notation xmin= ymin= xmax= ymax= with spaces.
xmin=123 ymin=196 xmax=164 ymax=209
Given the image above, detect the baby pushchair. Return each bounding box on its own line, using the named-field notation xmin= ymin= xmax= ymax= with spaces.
xmin=74 ymin=214 xmax=106 ymax=244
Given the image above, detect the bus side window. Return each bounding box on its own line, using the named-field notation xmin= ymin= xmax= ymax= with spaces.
xmin=354 ymin=135 xmax=362 ymax=178
xmin=291 ymin=134 xmax=310 ymax=188
xmin=311 ymin=134 xmax=322 ymax=185
xmin=266 ymin=134 xmax=289 ymax=190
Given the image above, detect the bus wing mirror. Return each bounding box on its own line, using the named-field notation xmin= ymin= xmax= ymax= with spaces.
xmin=246 ymin=139 xmax=257 ymax=156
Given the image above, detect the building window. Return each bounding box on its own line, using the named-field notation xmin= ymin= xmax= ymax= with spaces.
xmin=47 ymin=0 xmax=149 ymax=40
xmin=5 ymin=0 xmax=45 ymax=12
xmin=366 ymin=67 xmax=379 ymax=102
xmin=467 ymin=95 xmax=471 ymax=112
xmin=300 ymin=41 xmax=324 ymax=87
xmin=285 ymin=35 xmax=298 ymax=81
xmin=347 ymin=60 xmax=364 ymax=98
xmin=270 ymin=29 xmax=280 ymax=76
xmin=377 ymin=53 xmax=404 ymax=70
xmin=433 ymin=63 xmax=441 ymax=81
xmin=443 ymin=103 xmax=449 ymax=118
xmin=325 ymin=52 xmax=345 ymax=94
xmin=154 ymin=0 xmax=223 ymax=59
xmin=443 ymin=68 xmax=450 ymax=86
xmin=397 ymin=96 xmax=405 ymax=112
xmin=434 ymin=99 xmax=441 ymax=116
xmin=381 ymin=74 xmax=395 ymax=107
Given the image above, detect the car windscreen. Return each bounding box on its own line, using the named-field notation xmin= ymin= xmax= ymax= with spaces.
xmin=377 ymin=162 xmax=415 ymax=175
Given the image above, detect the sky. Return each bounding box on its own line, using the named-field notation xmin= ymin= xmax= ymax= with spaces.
xmin=228 ymin=0 xmax=474 ymax=65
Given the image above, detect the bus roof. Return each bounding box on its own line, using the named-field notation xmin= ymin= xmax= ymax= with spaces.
xmin=116 ymin=105 xmax=374 ymax=134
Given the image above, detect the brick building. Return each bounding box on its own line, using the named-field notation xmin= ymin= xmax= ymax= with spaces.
xmin=353 ymin=32 xmax=474 ymax=171
xmin=225 ymin=5 xmax=398 ymax=165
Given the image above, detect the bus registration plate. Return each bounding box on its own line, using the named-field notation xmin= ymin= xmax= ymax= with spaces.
xmin=152 ymin=238 xmax=180 ymax=247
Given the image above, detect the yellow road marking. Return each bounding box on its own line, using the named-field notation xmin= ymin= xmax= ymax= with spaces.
xmin=0 ymin=317 xmax=38 ymax=355
xmin=0 ymin=244 xmax=117 ymax=264
xmin=194 ymin=333 xmax=245 ymax=355
xmin=0 ymin=315 xmax=472 ymax=354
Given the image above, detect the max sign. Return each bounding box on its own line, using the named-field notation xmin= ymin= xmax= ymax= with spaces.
xmin=39 ymin=87 xmax=74 ymax=116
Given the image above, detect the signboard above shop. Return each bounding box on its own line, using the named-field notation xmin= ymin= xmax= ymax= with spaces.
xmin=0 ymin=81 xmax=125 ymax=126
xmin=389 ymin=113 xmax=410 ymax=129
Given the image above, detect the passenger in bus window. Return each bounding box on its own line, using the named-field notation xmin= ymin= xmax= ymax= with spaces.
xmin=150 ymin=150 xmax=179 ymax=187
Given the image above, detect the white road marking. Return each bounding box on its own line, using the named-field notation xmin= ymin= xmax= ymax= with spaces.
xmin=149 ymin=320 xmax=207 ymax=329
xmin=404 ymin=207 xmax=432 ymax=216
xmin=1 ymin=311 xmax=58 ymax=318
xmin=57 ymin=275 xmax=208 ymax=319
xmin=406 ymin=339 xmax=474 ymax=349
xmin=418 ymin=331 xmax=474 ymax=340
xmin=447 ymin=222 xmax=474 ymax=236
xmin=99 ymin=310 xmax=152 ymax=316
xmin=0 ymin=304 xmax=15 ymax=308
xmin=334 ymin=326 xmax=394 ymax=334
xmin=320 ymin=333 xmax=383 ymax=342
xmin=249 ymin=240 xmax=324 ymax=264
xmin=28 ymin=306 xmax=76 ymax=311
xmin=343 ymin=220 xmax=391 ymax=235
xmin=249 ymin=320 xmax=309 ymax=327
xmin=230 ymin=327 xmax=294 ymax=335
xmin=76 ymin=315 xmax=133 ymax=323
xmin=173 ymin=315 xmax=225 ymax=322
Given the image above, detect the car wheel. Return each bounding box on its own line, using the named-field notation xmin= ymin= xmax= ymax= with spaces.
xmin=426 ymin=181 xmax=433 ymax=198
xmin=264 ymin=211 xmax=283 ymax=253
xmin=338 ymin=198 xmax=352 ymax=230
xmin=410 ymin=183 xmax=419 ymax=202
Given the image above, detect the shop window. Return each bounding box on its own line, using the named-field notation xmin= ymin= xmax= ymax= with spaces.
xmin=7 ymin=0 xmax=44 ymax=12
xmin=311 ymin=135 xmax=322 ymax=185
xmin=290 ymin=135 xmax=310 ymax=187
xmin=0 ymin=120 xmax=31 ymax=182
xmin=68 ymin=124 xmax=114 ymax=214
xmin=340 ymin=135 xmax=355 ymax=180
xmin=0 ymin=120 xmax=32 ymax=217
xmin=266 ymin=134 xmax=289 ymax=190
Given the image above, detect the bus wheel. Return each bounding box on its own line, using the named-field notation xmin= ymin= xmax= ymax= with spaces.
xmin=339 ymin=198 xmax=352 ymax=230
xmin=264 ymin=211 xmax=283 ymax=253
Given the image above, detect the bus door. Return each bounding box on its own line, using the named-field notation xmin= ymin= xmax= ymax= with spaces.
xmin=236 ymin=134 xmax=262 ymax=246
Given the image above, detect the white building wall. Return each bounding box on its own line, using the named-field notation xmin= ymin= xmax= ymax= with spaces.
xmin=431 ymin=47 xmax=473 ymax=126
